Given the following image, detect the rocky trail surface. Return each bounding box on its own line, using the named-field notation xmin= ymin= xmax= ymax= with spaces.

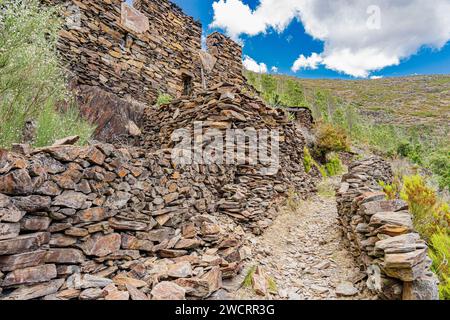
xmin=225 ymin=179 xmax=376 ymax=300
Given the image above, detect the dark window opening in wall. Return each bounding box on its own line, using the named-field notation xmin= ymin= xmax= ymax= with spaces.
xmin=120 ymin=33 xmax=133 ymax=53
xmin=119 ymin=34 xmax=127 ymax=52
xmin=183 ymin=74 xmax=193 ymax=96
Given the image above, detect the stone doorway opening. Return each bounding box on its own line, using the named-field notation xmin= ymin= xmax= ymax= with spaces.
xmin=182 ymin=74 xmax=193 ymax=96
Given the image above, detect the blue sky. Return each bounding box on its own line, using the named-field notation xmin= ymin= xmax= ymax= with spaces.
xmin=170 ymin=0 xmax=450 ymax=79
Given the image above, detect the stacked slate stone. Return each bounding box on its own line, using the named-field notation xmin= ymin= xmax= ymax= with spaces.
xmin=0 ymin=144 xmax=245 ymax=300
xmin=141 ymin=83 xmax=318 ymax=234
xmin=42 ymin=0 xmax=248 ymax=106
xmin=336 ymin=157 xmax=439 ymax=300
xmin=205 ymin=33 xmax=246 ymax=88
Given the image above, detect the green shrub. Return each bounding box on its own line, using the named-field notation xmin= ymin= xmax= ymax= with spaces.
xmin=156 ymin=93 xmax=173 ymax=106
xmin=428 ymin=151 xmax=450 ymax=190
xmin=324 ymin=154 xmax=343 ymax=176
xmin=0 ymin=0 xmax=94 ymax=148
xmin=35 ymin=103 xmax=95 ymax=147
xmin=429 ymin=231 xmax=450 ymax=300
xmin=303 ymin=147 xmax=314 ymax=173
xmin=400 ymin=175 xmax=449 ymax=241
xmin=303 ymin=146 xmax=327 ymax=177
xmin=397 ymin=142 xmax=414 ymax=158
xmin=379 ymin=175 xmax=402 ymax=200
xmin=314 ymin=121 xmax=350 ymax=161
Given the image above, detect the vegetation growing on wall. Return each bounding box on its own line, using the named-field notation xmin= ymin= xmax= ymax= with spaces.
xmin=156 ymin=93 xmax=173 ymax=106
xmin=0 ymin=0 xmax=94 ymax=148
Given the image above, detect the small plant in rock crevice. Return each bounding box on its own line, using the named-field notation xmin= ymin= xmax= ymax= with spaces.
xmin=156 ymin=93 xmax=173 ymax=106
xmin=242 ymin=266 xmax=257 ymax=288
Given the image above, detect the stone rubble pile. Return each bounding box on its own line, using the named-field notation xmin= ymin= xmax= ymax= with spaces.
xmin=336 ymin=157 xmax=439 ymax=300
xmin=0 ymin=84 xmax=318 ymax=300
xmin=0 ymin=144 xmax=246 ymax=300
xmin=141 ymin=83 xmax=318 ymax=234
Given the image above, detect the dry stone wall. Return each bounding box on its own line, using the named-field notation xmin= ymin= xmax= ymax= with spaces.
xmin=0 ymin=144 xmax=245 ymax=300
xmin=43 ymin=0 xmax=247 ymax=106
xmin=0 ymin=85 xmax=318 ymax=300
xmin=205 ymin=33 xmax=246 ymax=89
xmin=141 ymin=84 xmax=319 ymax=234
xmin=336 ymin=157 xmax=439 ymax=300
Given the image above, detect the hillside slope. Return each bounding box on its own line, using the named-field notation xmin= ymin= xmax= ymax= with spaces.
xmin=244 ymin=71 xmax=449 ymax=190
xmin=246 ymin=72 xmax=450 ymax=127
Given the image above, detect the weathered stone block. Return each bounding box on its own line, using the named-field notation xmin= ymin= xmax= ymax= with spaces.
xmin=370 ymin=211 xmax=413 ymax=231
xmin=120 ymin=3 xmax=149 ymax=34
xmin=109 ymin=217 xmax=148 ymax=231
xmin=167 ymin=262 xmax=192 ymax=278
xmin=0 ymin=250 xmax=47 ymax=272
xmin=0 ymin=232 xmax=50 ymax=255
xmin=77 ymin=207 xmax=109 ymax=222
xmin=403 ymin=274 xmax=439 ymax=300
xmin=150 ymin=281 xmax=185 ymax=300
xmin=0 ymin=169 xmax=33 ymax=195
xmin=2 ymin=264 xmax=57 ymax=287
xmin=0 ymin=222 xmax=20 ymax=240
xmin=1 ymin=278 xmax=64 ymax=300
xmin=81 ymin=233 xmax=121 ymax=257
xmin=45 ymin=249 xmax=85 ymax=264
xmin=33 ymin=145 xmax=82 ymax=162
xmin=13 ymin=195 xmax=51 ymax=212
xmin=359 ymin=199 xmax=408 ymax=216
xmin=121 ymin=234 xmax=153 ymax=252
xmin=53 ymin=191 xmax=88 ymax=209
xmin=20 ymin=216 xmax=51 ymax=231
xmin=373 ymin=233 xmax=421 ymax=256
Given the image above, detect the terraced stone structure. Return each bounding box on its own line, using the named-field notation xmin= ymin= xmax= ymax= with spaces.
xmin=336 ymin=157 xmax=439 ymax=300
xmin=43 ymin=0 xmax=246 ymax=105
xmin=141 ymin=84 xmax=319 ymax=232
xmin=0 ymin=84 xmax=318 ymax=300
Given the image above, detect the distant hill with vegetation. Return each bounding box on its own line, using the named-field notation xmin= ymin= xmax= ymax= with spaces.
xmin=244 ymin=70 xmax=450 ymax=190
xmin=284 ymin=75 xmax=450 ymax=127
xmin=245 ymin=71 xmax=450 ymax=126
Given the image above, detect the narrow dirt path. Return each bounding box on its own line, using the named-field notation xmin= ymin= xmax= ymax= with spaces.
xmin=225 ymin=179 xmax=376 ymax=300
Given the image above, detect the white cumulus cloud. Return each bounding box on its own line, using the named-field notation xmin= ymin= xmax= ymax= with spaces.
xmin=211 ymin=0 xmax=450 ymax=78
xmin=271 ymin=66 xmax=279 ymax=73
xmin=210 ymin=0 xmax=298 ymax=39
xmin=291 ymin=53 xmax=323 ymax=72
xmin=243 ymin=55 xmax=268 ymax=73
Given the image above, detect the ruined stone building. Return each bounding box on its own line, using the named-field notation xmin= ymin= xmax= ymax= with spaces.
xmin=45 ymin=0 xmax=246 ymax=105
